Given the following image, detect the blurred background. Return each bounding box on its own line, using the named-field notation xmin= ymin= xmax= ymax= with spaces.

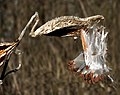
xmin=0 ymin=0 xmax=120 ymax=95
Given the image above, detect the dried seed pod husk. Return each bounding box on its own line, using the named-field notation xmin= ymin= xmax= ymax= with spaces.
xmin=30 ymin=15 xmax=104 ymax=37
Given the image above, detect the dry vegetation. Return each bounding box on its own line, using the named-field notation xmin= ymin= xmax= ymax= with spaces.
xmin=0 ymin=0 xmax=120 ymax=95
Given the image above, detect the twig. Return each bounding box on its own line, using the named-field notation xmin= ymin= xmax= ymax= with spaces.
xmin=0 ymin=12 xmax=39 ymax=84
xmin=29 ymin=12 xmax=39 ymax=36
xmin=0 ymin=48 xmax=14 ymax=82
xmin=3 ymin=63 xmax=21 ymax=79
xmin=18 ymin=12 xmax=39 ymax=41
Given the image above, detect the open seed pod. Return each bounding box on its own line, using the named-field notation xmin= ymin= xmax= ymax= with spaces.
xmin=29 ymin=15 xmax=104 ymax=37
xmin=68 ymin=26 xmax=113 ymax=84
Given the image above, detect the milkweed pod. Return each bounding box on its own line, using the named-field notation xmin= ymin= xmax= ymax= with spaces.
xmin=29 ymin=15 xmax=104 ymax=37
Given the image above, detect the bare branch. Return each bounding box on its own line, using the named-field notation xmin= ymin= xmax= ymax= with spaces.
xmin=0 ymin=12 xmax=38 ymax=84
xmin=18 ymin=12 xmax=39 ymax=41
xmin=4 ymin=63 xmax=21 ymax=79
xmin=29 ymin=12 xmax=39 ymax=37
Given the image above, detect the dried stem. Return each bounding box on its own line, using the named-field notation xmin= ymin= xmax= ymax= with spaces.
xmin=18 ymin=12 xmax=39 ymax=41
xmin=3 ymin=64 xmax=21 ymax=79
xmin=0 ymin=12 xmax=39 ymax=84
xmin=0 ymin=49 xmax=14 ymax=82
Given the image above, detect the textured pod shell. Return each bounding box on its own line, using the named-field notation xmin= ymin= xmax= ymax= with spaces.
xmin=30 ymin=15 xmax=104 ymax=37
